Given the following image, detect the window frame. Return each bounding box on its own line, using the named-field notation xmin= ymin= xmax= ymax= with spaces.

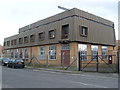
xmin=49 ymin=30 xmax=55 ymax=39
xmin=38 ymin=32 xmax=45 ymax=41
xmin=19 ymin=38 xmax=23 ymax=44
xmin=80 ymin=26 xmax=88 ymax=37
xmin=61 ymin=24 xmax=69 ymax=39
xmin=49 ymin=45 xmax=56 ymax=60
xmin=24 ymin=36 xmax=29 ymax=43
xmin=39 ymin=46 xmax=46 ymax=60
xmin=30 ymin=34 xmax=35 ymax=42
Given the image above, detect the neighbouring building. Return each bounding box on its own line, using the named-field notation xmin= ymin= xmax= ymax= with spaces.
xmin=3 ymin=8 xmax=116 ymax=70
xmin=0 ymin=45 xmax=3 ymax=58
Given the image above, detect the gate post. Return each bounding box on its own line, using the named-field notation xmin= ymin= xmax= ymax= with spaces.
xmin=96 ymin=53 xmax=99 ymax=72
xmin=78 ymin=51 xmax=81 ymax=71
xmin=117 ymin=51 xmax=119 ymax=73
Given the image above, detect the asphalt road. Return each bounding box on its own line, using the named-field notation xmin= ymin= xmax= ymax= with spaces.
xmin=2 ymin=66 xmax=118 ymax=88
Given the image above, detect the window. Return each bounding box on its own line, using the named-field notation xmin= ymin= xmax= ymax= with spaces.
xmin=24 ymin=48 xmax=28 ymax=59
xmin=80 ymin=26 xmax=88 ymax=36
xmin=61 ymin=44 xmax=70 ymax=50
xmin=4 ymin=42 xmax=6 ymax=46
xmin=30 ymin=35 xmax=35 ymax=42
xmin=11 ymin=50 xmax=14 ymax=58
xmin=91 ymin=45 xmax=98 ymax=60
xmin=102 ymin=46 xmax=108 ymax=60
xmin=19 ymin=38 xmax=23 ymax=44
xmin=61 ymin=24 xmax=69 ymax=39
xmin=19 ymin=48 xmax=23 ymax=59
xmin=11 ymin=40 xmax=14 ymax=46
xmin=14 ymin=39 xmax=17 ymax=45
xmin=49 ymin=30 xmax=55 ymax=39
xmin=24 ymin=36 xmax=29 ymax=43
xmin=49 ymin=45 xmax=56 ymax=60
xmin=78 ymin=44 xmax=87 ymax=61
xmin=38 ymin=32 xmax=45 ymax=41
xmin=39 ymin=46 xmax=46 ymax=60
xmin=15 ymin=49 xmax=18 ymax=58
xmin=7 ymin=41 xmax=10 ymax=46
xmin=6 ymin=50 xmax=11 ymax=58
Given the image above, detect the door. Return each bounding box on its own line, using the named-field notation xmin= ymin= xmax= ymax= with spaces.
xmin=61 ymin=50 xmax=70 ymax=66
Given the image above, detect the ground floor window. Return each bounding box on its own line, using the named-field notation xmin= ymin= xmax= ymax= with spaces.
xmin=11 ymin=50 xmax=14 ymax=58
xmin=78 ymin=44 xmax=87 ymax=61
xmin=91 ymin=45 xmax=98 ymax=60
xmin=102 ymin=46 xmax=108 ymax=60
xmin=61 ymin=44 xmax=70 ymax=50
xmin=6 ymin=50 xmax=10 ymax=58
xmin=24 ymin=48 xmax=28 ymax=59
xmin=39 ymin=46 xmax=46 ymax=60
xmin=19 ymin=48 xmax=23 ymax=59
xmin=49 ymin=45 xmax=56 ymax=60
xmin=15 ymin=49 xmax=18 ymax=58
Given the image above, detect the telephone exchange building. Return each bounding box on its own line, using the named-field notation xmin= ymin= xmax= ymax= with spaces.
xmin=3 ymin=8 xmax=116 ymax=69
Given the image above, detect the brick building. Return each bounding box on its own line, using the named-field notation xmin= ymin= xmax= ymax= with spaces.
xmin=3 ymin=8 xmax=116 ymax=69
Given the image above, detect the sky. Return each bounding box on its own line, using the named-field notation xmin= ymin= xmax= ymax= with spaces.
xmin=0 ymin=0 xmax=119 ymax=46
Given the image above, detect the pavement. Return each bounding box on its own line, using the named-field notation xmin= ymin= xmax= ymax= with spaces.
xmin=2 ymin=66 xmax=118 ymax=88
xmin=25 ymin=66 xmax=119 ymax=79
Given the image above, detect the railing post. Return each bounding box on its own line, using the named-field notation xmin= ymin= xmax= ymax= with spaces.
xmin=78 ymin=51 xmax=81 ymax=71
xmin=117 ymin=51 xmax=119 ymax=73
xmin=96 ymin=53 xmax=99 ymax=72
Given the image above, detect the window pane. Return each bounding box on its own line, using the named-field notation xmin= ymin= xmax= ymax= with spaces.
xmin=39 ymin=46 xmax=46 ymax=60
xmin=102 ymin=46 xmax=108 ymax=60
xmin=91 ymin=45 xmax=98 ymax=60
xmin=49 ymin=45 xmax=56 ymax=60
xmin=78 ymin=44 xmax=87 ymax=61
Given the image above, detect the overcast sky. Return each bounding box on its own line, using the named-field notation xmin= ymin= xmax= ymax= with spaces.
xmin=0 ymin=0 xmax=119 ymax=46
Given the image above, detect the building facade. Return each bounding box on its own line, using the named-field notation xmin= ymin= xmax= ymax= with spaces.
xmin=3 ymin=8 xmax=116 ymax=69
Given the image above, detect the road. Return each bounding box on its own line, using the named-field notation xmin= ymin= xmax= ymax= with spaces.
xmin=2 ymin=66 xmax=118 ymax=88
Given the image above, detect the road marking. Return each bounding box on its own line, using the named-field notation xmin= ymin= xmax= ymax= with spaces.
xmin=70 ymin=74 xmax=117 ymax=79
xmin=72 ymin=81 xmax=108 ymax=88
xmin=33 ymin=70 xmax=39 ymax=71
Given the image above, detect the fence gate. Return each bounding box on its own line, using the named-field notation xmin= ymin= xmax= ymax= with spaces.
xmin=78 ymin=52 xmax=119 ymax=73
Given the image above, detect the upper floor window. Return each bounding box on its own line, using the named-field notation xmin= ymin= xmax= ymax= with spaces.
xmin=7 ymin=41 xmax=10 ymax=46
xmin=49 ymin=30 xmax=55 ymax=39
xmin=61 ymin=24 xmax=69 ymax=39
xmin=38 ymin=32 xmax=45 ymax=41
xmin=19 ymin=38 xmax=23 ymax=44
xmin=14 ymin=39 xmax=17 ymax=45
xmin=80 ymin=26 xmax=88 ymax=37
xmin=4 ymin=42 xmax=6 ymax=46
xmin=30 ymin=35 xmax=35 ymax=42
xmin=11 ymin=40 xmax=14 ymax=46
xmin=24 ymin=36 xmax=29 ymax=43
